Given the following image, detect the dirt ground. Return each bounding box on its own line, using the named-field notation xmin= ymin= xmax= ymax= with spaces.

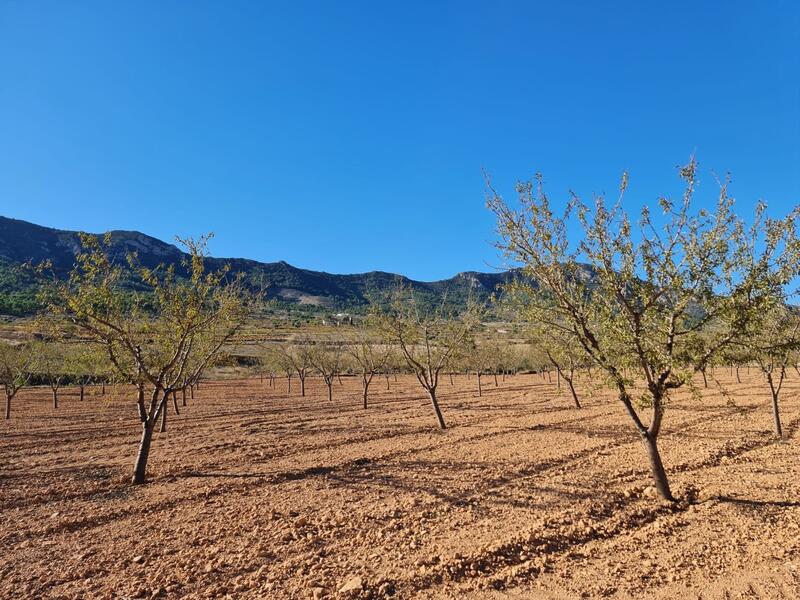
xmin=2 ymin=371 xmax=799 ymax=599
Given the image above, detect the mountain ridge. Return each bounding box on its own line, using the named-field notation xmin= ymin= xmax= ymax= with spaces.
xmin=0 ymin=215 xmax=516 ymax=315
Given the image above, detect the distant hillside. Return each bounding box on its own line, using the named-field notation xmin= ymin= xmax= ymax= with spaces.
xmin=0 ymin=216 xmax=518 ymax=316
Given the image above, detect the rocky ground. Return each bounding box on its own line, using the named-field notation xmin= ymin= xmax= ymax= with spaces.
xmin=1 ymin=371 xmax=799 ymax=599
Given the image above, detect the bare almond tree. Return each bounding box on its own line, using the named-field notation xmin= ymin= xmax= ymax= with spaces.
xmin=742 ymin=307 xmax=800 ymax=438
xmin=311 ymin=338 xmax=342 ymax=402
xmin=531 ymin=327 xmax=585 ymax=409
xmin=1 ymin=342 xmax=35 ymax=420
xmin=36 ymin=341 xmax=67 ymax=409
xmin=378 ymin=285 xmax=479 ymax=429
xmin=466 ymin=339 xmax=495 ymax=397
xmin=279 ymin=340 xmax=313 ymax=397
xmin=346 ymin=330 xmax=391 ymax=409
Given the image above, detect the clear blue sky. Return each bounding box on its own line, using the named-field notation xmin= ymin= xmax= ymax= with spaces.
xmin=1 ymin=1 xmax=798 ymax=280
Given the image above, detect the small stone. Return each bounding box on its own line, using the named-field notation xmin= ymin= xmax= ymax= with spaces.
xmin=309 ymin=587 xmax=325 ymax=600
xmin=338 ymin=576 xmax=363 ymax=593
xmin=203 ymin=561 xmax=215 ymax=573
xmin=132 ymin=555 xmax=144 ymax=564
xmin=377 ymin=581 xmax=395 ymax=596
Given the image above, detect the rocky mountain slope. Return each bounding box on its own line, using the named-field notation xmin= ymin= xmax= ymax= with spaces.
xmin=0 ymin=216 xmax=516 ymax=315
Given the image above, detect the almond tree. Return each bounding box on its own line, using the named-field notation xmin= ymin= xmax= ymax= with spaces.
xmin=532 ymin=327 xmax=584 ymax=408
xmin=283 ymin=340 xmax=313 ymax=397
xmin=255 ymin=347 xmax=279 ymax=389
xmin=346 ymin=331 xmax=390 ymax=409
xmin=45 ymin=233 xmax=246 ymax=484
xmin=36 ymin=341 xmax=67 ymax=409
xmin=1 ymin=342 xmax=35 ymax=420
xmin=488 ymin=159 xmax=799 ymax=500
xmin=378 ymin=285 xmax=479 ymax=429
xmin=719 ymin=345 xmax=748 ymax=384
xmin=272 ymin=344 xmax=296 ymax=393
xmin=311 ymin=338 xmax=342 ymax=402
xmin=467 ymin=339 xmax=495 ymax=397
xmin=65 ymin=343 xmax=109 ymax=402
xmin=742 ymin=307 xmax=800 ymax=438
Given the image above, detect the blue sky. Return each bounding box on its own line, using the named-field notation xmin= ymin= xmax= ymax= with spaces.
xmin=1 ymin=1 xmax=797 ymax=280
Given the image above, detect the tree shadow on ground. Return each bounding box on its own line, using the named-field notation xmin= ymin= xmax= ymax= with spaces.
xmin=717 ymin=496 xmax=800 ymax=509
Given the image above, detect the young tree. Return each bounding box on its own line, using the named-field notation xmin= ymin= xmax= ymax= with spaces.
xmin=45 ymin=233 xmax=246 ymax=484
xmin=346 ymin=330 xmax=391 ymax=409
xmin=378 ymin=285 xmax=479 ymax=429
xmin=271 ymin=344 xmax=295 ymax=393
xmin=256 ymin=346 xmax=279 ymax=389
xmin=310 ymin=338 xmax=342 ymax=402
xmin=488 ymin=159 xmax=800 ymax=500
xmin=282 ymin=340 xmax=313 ymax=397
xmin=0 ymin=342 xmax=35 ymax=419
xmin=533 ymin=327 xmax=585 ymax=409
xmin=466 ymin=339 xmax=495 ymax=397
xmin=65 ymin=343 xmax=109 ymax=402
xmin=742 ymin=307 xmax=800 ymax=438
xmin=36 ymin=341 xmax=67 ymax=409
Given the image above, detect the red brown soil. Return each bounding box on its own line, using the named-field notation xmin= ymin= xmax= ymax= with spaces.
xmin=2 ymin=372 xmax=799 ymax=599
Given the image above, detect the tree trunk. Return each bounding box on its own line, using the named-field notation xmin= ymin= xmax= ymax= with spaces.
xmin=556 ymin=368 xmax=561 ymax=391
xmin=427 ymin=387 xmax=446 ymax=430
xmin=477 ymin=372 xmax=482 ymax=397
xmin=771 ymin=391 xmax=783 ymax=438
xmin=766 ymin=371 xmax=783 ymax=439
xmin=132 ymin=421 xmax=155 ymax=484
xmin=643 ymin=433 xmax=673 ymax=501
xmin=190 ymin=384 xmax=195 ymax=399
xmin=547 ymin=370 xmax=552 ymax=383
xmin=701 ymin=369 xmax=708 ymax=388
xmin=160 ymin=402 xmax=168 ymax=433
xmin=4 ymin=391 xmax=10 ymax=420
xmin=172 ymin=390 xmax=180 ymax=415
xmin=287 ymin=375 xmax=292 ymax=393
xmin=385 ymin=373 xmax=390 ymax=389
xmin=363 ymin=379 xmax=370 ymax=409
xmin=566 ymin=377 xmax=581 ymax=408
xmin=182 ymin=388 xmax=187 ymax=407
xmin=327 ymin=382 xmax=333 ymax=402
xmin=735 ymin=366 xmax=741 ymax=383
xmin=102 ymin=382 xmax=106 ymax=395
xmin=300 ymin=376 xmax=306 ymax=397
xmin=449 ymin=372 xmax=454 ymax=385
xmin=52 ymin=388 xmax=58 ymax=409
xmin=80 ymin=385 xmax=85 ymax=402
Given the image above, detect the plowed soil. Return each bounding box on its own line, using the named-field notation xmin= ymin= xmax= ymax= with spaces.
xmin=2 ymin=372 xmax=799 ymax=599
